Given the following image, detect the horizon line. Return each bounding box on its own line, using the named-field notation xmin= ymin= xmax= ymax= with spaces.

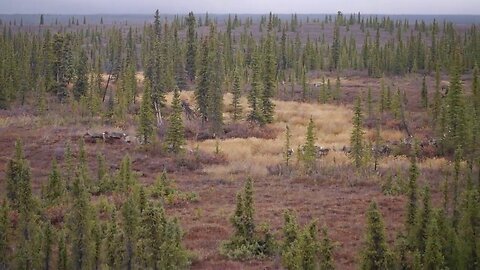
xmin=1 ymin=12 xmax=480 ymax=16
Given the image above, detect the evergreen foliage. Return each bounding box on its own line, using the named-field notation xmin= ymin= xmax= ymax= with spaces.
xmin=350 ymin=97 xmax=365 ymax=168
xmin=360 ymin=201 xmax=393 ymax=270
xmin=165 ymin=88 xmax=186 ymax=154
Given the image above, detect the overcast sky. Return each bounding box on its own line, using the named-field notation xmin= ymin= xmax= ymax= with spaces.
xmin=1 ymin=0 xmax=479 ymax=14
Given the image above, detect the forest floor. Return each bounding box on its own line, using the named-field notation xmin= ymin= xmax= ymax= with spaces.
xmin=0 ymin=73 xmax=454 ymax=269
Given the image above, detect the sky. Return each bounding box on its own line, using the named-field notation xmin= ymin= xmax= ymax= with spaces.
xmin=1 ymin=0 xmax=479 ymax=15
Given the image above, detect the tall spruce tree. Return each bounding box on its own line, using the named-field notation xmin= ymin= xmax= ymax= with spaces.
xmin=73 ymin=49 xmax=89 ymax=100
xmin=406 ymin=144 xmax=419 ymax=243
xmin=165 ymin=88 xmax=185 ymax=154
xmin=360 ymin=201 xmax=393 ymax=270
xmin=261 ymin=29 xmax=276 ymax=123
xmin=416 ymin=186 xmax=432 ymax=254
xmin=207 ymin=25 xmax=224 ymax=134
xmin=186 ymin=12 xmax=197 ymax=82
xmin=11 ymin=141 xmax=37 ymax=270
xmin=303 ymin=117 xmax=317 ymax=174
xmin=284 ymin=125 xmax=292 ymax=168
xmin=138 ymin=202 xmax=189 ymax=269
xmin=69 ymin=173 xmax=92 ymax=270
xmin=319 ymin=226 xmax=335 ymax=270
xmin=42 ymin=221 xmax=53 ymax=270
xmin=248 ymin=50 xmax=265 ymax=124
xmin=423 ymin=212 xmax=445 ymax=269
xmin=350 ymin=96 xmax=365 ymax=168
xmin=138 ymin=80 xmax=155 ymax=144
xmin=6 ymin=141 xmax=32 ymax=210
xmin=446 ymin=60 xmax=466 ymax=152
xmin=421 ymin=75 xmax=428 ymax=109
xmin=43 ymin=159 xmax=65 ymax=206
xmin=231 ymin=67 xmax=243 ymax=121
xmin=122 ymin=195 xmax=139 ymax=270
xmin=0 ymin=200 xmax=9 ymax=269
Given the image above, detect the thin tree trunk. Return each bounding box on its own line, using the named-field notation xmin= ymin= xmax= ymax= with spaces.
xmin=102 ymin=73 xmax=112 ymax=102
xmin=154 ymin=101 xmax=162 ymax=127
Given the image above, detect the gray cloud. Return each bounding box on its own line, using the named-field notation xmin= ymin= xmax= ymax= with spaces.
xmin=1 ymin=0 xmax=479 ymax=14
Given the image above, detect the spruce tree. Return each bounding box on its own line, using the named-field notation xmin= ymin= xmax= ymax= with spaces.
xmin=165 ymin=88 xmax=185 ymax=154
xmin=231 ymin=67 xmax=243 ymax=121
xmin=406 ymin=145 xmax=419 ymax=243
xmin=69 ymin=173 xmax=92 ymax=270
xmin=416 ymin=186 xmax=431 ymax=254
xmin=284 ymin=125 xmax=292 ymax=169
xmin=118 ymin=154 xmax=136 ymax=191
xmin=446 ymin=61 xmax=466 ymax=152
xmin=282 ymin=220 xmax=321 ymax=270
xmin=138 ymin=202 xmax=189 ymax=269
xmin=421 ymin=75 xmax=428 ymax=109
xmin=360 ymin=201 xmax=393 ymax=270
xmin=105 ymin=212 xmax=124 ymax=269
xmin=261 ymin=30 xmax=276 ymax=123
xmin=423 ymin=213 xmax=445 ymax=269
xmin=332 ymin=76 xmax=340 ymax=102
xmin=58 ymin=230 xmax=68 ymax=270
xmin=186 ymin=12 xmax=197 ymax=82
xmin=457 ymin=181 xmax=480 ymax=268
xmin=331 ymin=24 xmax=340 ymax=70
xmin=0 ymin=200 xmax=9 ymax=269
xmin=350 ymin=97 xmax=365 ymax=168
xmin=6 ymin=140 xmax=32 ymax=210
xmin=207 ymin=30 xmax=224 ymax=134
xmin=43 ymin=159 xmax=65 ymax=205
xmin=42 ymin=221 xmax=53 ymax=270
xmin=223 ymin=177 xmax=273 ymax=259
xmin=138 ymin=80 xmax=155 ymax=144
xmin=14 ymin=144 xmax=36 ymax=270
xmin=319 ymin=226 xmax=335 ymax=270
xmin=122 ymin=195 xmax=139 ymax=270
xmin=282 ymin=210 xmax=299 ymax=253
xmin=73 ymin=49 xmax=89 ymax=101
xmin=92 ymin=221 xmax=103 ymax=270
xmin=473 ymin=65 xmax=479 ymax=110
xmin=247 ymin=51 xmax=265 ymax=124
xmin=303 ymin=117 xmax=317 ymax=174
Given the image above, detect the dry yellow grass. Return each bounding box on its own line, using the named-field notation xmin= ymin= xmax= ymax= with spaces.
xmin=163 ymin=90 xmax=442 ymax=178
xmin=175 ymin=91 xmax=355 ymax=178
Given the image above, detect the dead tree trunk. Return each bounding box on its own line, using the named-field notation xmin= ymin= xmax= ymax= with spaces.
xmin=154 ymin=101 xmax=163 ymax=127
xmin=102 ymin=73 xmax=112 ymax=102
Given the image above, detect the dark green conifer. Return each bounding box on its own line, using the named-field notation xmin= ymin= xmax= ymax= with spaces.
xmin=303 ymin=117 xmax=317 ymax=174
xmin=186 ymin=12 xmax=197 ymax=82
xmin=319 ymin=226 xmax=335 ymax=270
xmin=43 ymin=159 xmax=64 ymax=205
xmin=73 ymin=50 xmax=89 ymax=101
xmin=423 ymin=213 xmax=445 ymax=269
xmin=350 ymin=97 xmax=365 ymax=168
xmin=0 ymin=200 xmax=9 ymax=269
xmin=231 ymin=67 xmax=243 ymax=121
xmin=165 ymin=88 xmax=185 ymax=154
xmin=421 ymin=75 xmax=428 ymax=109
xmin=138 ymin=80 xmax=155 ymax=144
xmin=406 ymin=145 xmax=419 ymax=242
xmin=360 ymin=201 xmax=393 ymax=269
xmin=69 ymin=173 xmax=92 ymax=270
xmin=122 ymin=195 xmax=139 ymax=270
xmin=261 ymin=30 xmax=276 ymax=123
